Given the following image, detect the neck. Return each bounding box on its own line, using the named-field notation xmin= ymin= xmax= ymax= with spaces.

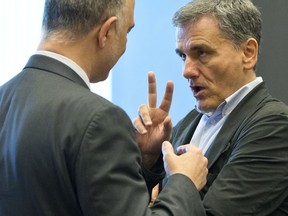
xmin=37 ymin=37 xmax=98 ymax=81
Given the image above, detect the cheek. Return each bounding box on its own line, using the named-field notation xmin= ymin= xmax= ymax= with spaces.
xmin=209 ymin=70 xmax=240 ymax=101
xmin=123 ymin=37 xmax=128 ymax=51
xmin=119 ymin=35 xmax=127 ymax=53
xmin=207 ymin=59 xmax=237 ymax=84
xmin=202 ymin=66 xmax=231 ymax=98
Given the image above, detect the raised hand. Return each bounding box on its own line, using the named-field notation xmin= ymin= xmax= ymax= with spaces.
xmin=133 ymin=71 xmax=174 ymax=168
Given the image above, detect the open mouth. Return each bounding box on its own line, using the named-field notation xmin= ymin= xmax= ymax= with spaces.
xmin=191 ymin=86 xmax=205 ymax=95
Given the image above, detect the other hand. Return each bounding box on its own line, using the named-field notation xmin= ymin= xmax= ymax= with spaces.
xmin=162 ymin=141 xmax=208 ymax=191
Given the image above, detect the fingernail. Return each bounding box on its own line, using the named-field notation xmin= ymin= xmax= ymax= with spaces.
xmin=146 ymin=121 xmax=152 ymax=126
xmin=162 ymin=141 xmax=168 ymax=147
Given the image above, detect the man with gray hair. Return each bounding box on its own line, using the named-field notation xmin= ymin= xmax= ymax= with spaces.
xmin=0 ymin=0 xmax=209 ymax=215
xmin=134 ymin=0 xmax=288 ymax=215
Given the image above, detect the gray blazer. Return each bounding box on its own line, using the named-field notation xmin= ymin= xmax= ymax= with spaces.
xmin=0 ymin=55 xmax=204 ymax=216
xmin=169 ymin=82 xmax=288 ymax=215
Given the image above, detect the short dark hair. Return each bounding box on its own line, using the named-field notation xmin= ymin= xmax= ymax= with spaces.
xmin=42 ymin=0 xmax=125 ymax=41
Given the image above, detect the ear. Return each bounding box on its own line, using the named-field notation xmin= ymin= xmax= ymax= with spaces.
xmin=242 ymin=38 xmax=258 ymax=70
xmin=98 ymin=16 xmax=118 ymax=49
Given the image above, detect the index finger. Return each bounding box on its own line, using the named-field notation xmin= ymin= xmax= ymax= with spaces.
xmin=148 ymin=71 xmax=157 ymax=108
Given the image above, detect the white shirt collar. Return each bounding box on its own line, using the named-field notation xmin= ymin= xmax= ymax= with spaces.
xmin=223 ymin=77 xmax=263 ymax=116
xmin=35 ymin=50 xmax=90 ymax=89
xmin=197 ymin=77 xmax=263 ymax=117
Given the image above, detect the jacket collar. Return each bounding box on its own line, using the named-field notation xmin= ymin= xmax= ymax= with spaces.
xmin=23 ymin=54 xmax=89 ymax=90
xmin=204 ymin=82 xmax=271 ymax=168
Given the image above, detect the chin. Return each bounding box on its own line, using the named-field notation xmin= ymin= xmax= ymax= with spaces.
xmin=91 ymin=71 xmax=111 ymax=83
xmin=196 ymin=103 xmax=215 ymax=114
xmin=101 ymin=72 xmax=110 ymax=81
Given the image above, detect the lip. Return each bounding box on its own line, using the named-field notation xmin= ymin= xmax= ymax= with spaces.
xmin=190 ymin=84 xmax=206 ymax=98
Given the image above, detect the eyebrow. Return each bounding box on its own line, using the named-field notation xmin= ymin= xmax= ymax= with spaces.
xmin=176 ymin=44 xmax=212 ymax=54
xmin=175 ymin=48 xmax=181 ymax=54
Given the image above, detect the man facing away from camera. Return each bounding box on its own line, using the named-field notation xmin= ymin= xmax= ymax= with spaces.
xmin=0 ymin=0 xmax=209 ymax=215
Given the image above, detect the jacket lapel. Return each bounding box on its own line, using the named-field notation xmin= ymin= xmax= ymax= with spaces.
xmin=205 ymin=82 xmax=271 ymax=168
xmin=173 ymin=110 xmax=202 ymax=148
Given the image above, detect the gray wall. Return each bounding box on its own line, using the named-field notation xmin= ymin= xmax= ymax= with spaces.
xmin=253 ymin=0 xmax=288 ymax=104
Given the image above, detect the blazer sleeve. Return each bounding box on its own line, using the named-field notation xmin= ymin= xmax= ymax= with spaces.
xmin=74 ymin=105 xmax=204 ymax=216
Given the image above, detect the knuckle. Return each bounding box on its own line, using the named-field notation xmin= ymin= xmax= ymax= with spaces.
xmin=132 ymin=117 xmax=139 ymax=125
xmin=138 ymin=104 xmax=146 ymax=112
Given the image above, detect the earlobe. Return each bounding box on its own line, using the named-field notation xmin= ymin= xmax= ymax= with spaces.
xmin=242 ymin=38 xmax=258 ymax=70
xmin=98 ymin=16 xmax=118 ymax=49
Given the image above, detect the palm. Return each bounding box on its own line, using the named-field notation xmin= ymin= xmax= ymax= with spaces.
xmin=135 ymin=72 xmax=174 ymax=165
xmin=136 ymin=108 xmax=169 ymax=155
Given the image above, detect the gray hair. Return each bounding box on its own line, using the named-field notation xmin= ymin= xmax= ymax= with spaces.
xmin=173 ymin=0 xmax=262 ymax=49
xmin=41 ymin=0 xmax=125 ymax=42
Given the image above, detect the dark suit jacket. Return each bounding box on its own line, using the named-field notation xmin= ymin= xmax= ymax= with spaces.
xmin=168 ymin=82 xmax=288 ymax=215
xmin=0 ymin=55 xmax=205 ymax=216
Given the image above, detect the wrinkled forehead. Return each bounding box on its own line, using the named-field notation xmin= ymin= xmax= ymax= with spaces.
xmin=175 ymin=16 xmax=221 ymax=40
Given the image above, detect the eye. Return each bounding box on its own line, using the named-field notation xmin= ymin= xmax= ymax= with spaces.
xmin=179 ymin=53 xmax=186 ymax=62
xmin=197 ymin=49 xmax=206 ymax=57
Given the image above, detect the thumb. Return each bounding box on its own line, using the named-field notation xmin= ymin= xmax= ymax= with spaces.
xmin=162 ymin=141 xmax=175 ymax=158
xmin=162 ymin=141 xmax=176 ymax=177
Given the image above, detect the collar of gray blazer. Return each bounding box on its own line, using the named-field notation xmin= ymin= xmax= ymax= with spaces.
xmin=177 ymin=82 xmax=270 ymax=169
xmin=23 ymin=54 xmax=90 ymax=90
xmin=205 ymin=82 xmax=270 ymax=168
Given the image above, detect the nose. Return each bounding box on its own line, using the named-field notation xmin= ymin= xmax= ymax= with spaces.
xmin=183 ymin=57 xmax=199 ymax=79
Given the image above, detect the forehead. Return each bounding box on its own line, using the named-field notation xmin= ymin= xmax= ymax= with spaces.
xmin=176 ymin=16 xmax=225 ymax=43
